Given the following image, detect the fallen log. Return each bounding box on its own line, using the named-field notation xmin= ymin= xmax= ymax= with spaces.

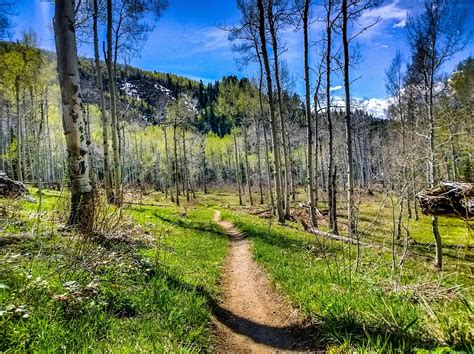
xmin=0 ymin=172 xmax=29 ymax=198
xmin=122 ymin=201 xmax=166 ymax=207
xmin=307 ymin=227 xmax=369 ymax=246
xmin=417 ymin=182 xmax=474 ymax=220
xmin=408 ymin=237 xmax=474 ymax=250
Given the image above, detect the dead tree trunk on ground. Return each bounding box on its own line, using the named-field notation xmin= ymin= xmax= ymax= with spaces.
xmin=417 ymin=182 xmax=474 ymax=220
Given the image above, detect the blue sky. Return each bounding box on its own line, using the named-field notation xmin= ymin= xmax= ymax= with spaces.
xmin=11 ymin=0 xmax=474 ymax=115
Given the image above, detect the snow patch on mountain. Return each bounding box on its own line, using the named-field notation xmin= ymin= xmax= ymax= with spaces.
xmin=121 ymin=81 xmax=140 ymax=100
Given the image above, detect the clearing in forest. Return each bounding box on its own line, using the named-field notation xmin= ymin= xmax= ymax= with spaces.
xmin=212 ymin=210 xmax=314 ymax=352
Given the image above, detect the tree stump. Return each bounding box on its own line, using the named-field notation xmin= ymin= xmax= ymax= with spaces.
xmin=0 ymin=171 xmax=29 ymax=198
xmin=416 ymin=182 xmax=474 ymax=220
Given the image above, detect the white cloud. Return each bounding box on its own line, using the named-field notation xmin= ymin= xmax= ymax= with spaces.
xmin=393 ymin=19 xmax=407 ymax=28
xmin=380 ymin=44 xmax=389 ymax=48
xmin=320 ymin=96 xmax=390 ymax=118
xmin=362 ymin=97 xmax=390 ymax=118
xmin=199 ymin=27 xmax=230 ymax=51
xmin=330 ymin=85 xmax=342 ymax=91
xmin=357 ymin=0 xmax=408 ymax=39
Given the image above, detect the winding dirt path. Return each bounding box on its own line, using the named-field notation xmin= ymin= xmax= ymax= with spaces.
xmin=212 ymin=210 xmax=309 ymax=353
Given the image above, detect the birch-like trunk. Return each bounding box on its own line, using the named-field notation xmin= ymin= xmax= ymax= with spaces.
xmin=163 ymin=127 xmax=174 ymax=202
xmin=234 ymin=131 xmax=243 ymax=206
xmin=303 ymin=0 xmax=317 ymax=227
xmin=93 ymin=0 xmax=113 ymax=201
xmin=106 ymin=0 xmax=122 ymax=205
xmin=342 ymin=0 xmax=355 ymax=237
xmin=173 ymin=123 xmax=179 ymax=205
xmin=54 ymin=0 xmax=94 ymax=230
xmin=326 ymin=0 xmax=338 ymax=234
xmin=258 ymin=0 xmax=285 ymax=223
xmin=243 ymin=126 xmax=253 ymax=205
xmin=15 ymin=78 xmax=22 ymax=181
xmin=268 ymin=1 xmax=291 ymax=219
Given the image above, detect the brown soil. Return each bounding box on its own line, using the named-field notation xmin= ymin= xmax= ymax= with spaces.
xmin=212 ymin=210 xmax=317 ymax=353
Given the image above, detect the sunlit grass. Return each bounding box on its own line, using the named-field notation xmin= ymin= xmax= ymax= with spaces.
xmin=220 ymin=208 xmax=473 ymax=352
xmin=0 ymin=189 xmax=228 ymax=352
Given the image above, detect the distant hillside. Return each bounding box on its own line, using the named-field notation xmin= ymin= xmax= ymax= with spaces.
xmin=0 ymin=42 xmax=382 ymax=137
xmin=78 ymin=58 xmax=226 ymax=131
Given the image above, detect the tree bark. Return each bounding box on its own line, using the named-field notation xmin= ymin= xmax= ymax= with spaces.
xmin=244 ymin=126 xmax=253 ymax=205
xmin=342 ymin=0 xmax=355 ymax=237
xmin=93 ymin=0 xmax=113 ymax=201
xmin=15 ymin=78 xmax=22 ymax=181
xmin=268 ymin=0 xmax=291 ymax=219
xmin=182 ymin=130 xmax=190 ymax=202
xmin=106 ymin=0 xmax=122 ymax=205
xmin=303 ymin=0 xmax=317 ymax=227
xmin=326 ymin=0 xmax=338 ymax=234
xmin=257 ymin=0 xmax=285 ymax=223
xmin=234 ymin=131 xmax=243 ymax=206
xmin=202 ymin=137 xmax=208 ymax=194
xmin=54 ymin=0 xmax=94 ymax=231
xmin=163 ymin=127 xmax=173 ymax=200
xmin=173 ymin=123 xmax=179 ymax=205
xmin=252 ymin=26 xmax=268 ymax=206
xmin=255 ymin=119 xmax=264 ymax=204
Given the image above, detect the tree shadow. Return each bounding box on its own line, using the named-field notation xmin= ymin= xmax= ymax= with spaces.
xmin=155 ymin=267 xmax=322 ymax=351
xmin=153 ymin=213 xmax=228 ymax=240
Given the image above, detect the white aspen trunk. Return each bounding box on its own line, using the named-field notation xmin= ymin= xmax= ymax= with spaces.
xmin=342 ymin=0 xmax=355 ymax=238
xmin=106 ymin=0 xmax=122 ymax=205
xmin=163 ymin=127 xmax=174 ymax=201
xmin=15 ymin=78 xmax=22 ymax=181
xmin=93 ymin=0 xmax=113 ymax=201
xmin=268 ymin=1 xmax=291 ymax=219
xmin=254 ymin=119 xmax=264 ymax=204
xmin=326 ymin=0 xmax=338 ymax=234
xmin=303 ymin=0 xmax=317 ymax=227
xmin=243 ymin=126 xmax=253 ymax=205
xmin=258 ymin=0 xmax=285 ymax=223
xmin=53 ymin=0 xmax=94 ymax=231
xmin=234 ymin=131 xmax=243 ymax=206
xmin=173 ymin=123 xmax=179 ymax=205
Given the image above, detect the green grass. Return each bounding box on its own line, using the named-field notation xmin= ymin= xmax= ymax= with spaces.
xmin=221 ymin=208 xmax=474 ymax=352
xmin=1 ymin=187 xmax=472 ymax=352
xmin=0 ymin=190 xmax=229 ymax=352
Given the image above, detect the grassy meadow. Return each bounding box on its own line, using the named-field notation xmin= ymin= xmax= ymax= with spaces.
xmin=0 ymin=186 xmax=472 ymax=352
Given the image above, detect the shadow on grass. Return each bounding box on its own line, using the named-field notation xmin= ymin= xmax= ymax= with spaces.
xmin=153 ymin=213 xmax=228 ymax=240
xmin=234 ymin=219 xmax=345 ymax=256
xmin=157 ymin=259 xmax=443 ymax=352
xmin=155 ymin=267 xmax=323 ymax=351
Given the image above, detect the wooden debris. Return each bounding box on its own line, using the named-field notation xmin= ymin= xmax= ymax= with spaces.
xmin=416 ymin=182 xmax=474 ymax=220
xmin=0 ymin=172 xmax=30 ymax=198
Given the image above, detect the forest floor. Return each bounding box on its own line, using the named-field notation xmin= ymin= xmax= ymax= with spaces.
xmin=1 ymin=187 xmax=473 ymax=352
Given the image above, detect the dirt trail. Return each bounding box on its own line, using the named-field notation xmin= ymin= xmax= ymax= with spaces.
xmin=212 ymin=210 xmax=309 ymax=353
